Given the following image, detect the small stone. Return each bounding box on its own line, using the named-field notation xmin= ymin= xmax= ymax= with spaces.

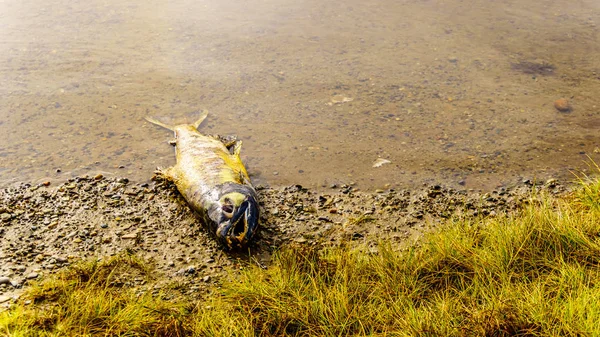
xmin=1 ymin=213 xmax=11 ymax=222
xmin=167 ymin=261 xmax=175 ymax=267
xmin=94 ymin=174 xmax=104 ymax=180
xmin=553 ymin=98 xmax=571 ymax=112
xmin=294 ymin=237 xmax=308 ymax=243
xmin=351 ymin=232 xmax=365 ymax=240
xmin=100 ymin=223 xmax=108 ymax=229
xmin=202 ymin=275 xmax=211 ymax=282
xmin=121 ymin=233 xmax=138 ymax=239
xmin=205 ymin=258 xmax=215 ymax=263
xmin=329 ymin=208 xmax=338 ymax=214
xmin=372 ymin=158 xmax=391 ymax=168
xmin=26 ymin=273 xmax=39 ymax=280
xmin=0 ymin=277 xmax=10 ymax=285
xmin=0 ymin=295 xmax=10 ymax=304
xmin=73 ymin=238 xmax=82 ymax=243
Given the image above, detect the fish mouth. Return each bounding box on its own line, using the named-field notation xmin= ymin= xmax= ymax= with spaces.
xmin=216 ymin=198 xmax=258 ymax=248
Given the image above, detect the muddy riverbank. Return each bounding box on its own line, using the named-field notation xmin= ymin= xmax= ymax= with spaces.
xmin=0 ymin=175 xmax=570 ymax=307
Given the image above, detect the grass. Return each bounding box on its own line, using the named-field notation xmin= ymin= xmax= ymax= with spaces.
xmin=2 ymin=173 xmax=600 ymax=336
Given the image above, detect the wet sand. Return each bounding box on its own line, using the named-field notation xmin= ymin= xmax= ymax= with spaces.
xmin=1 ymin=0 xmax=599 ymax=191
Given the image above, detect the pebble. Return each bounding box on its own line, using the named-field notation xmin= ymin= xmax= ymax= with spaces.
xmin=1 ymin=213 xmax=11 ymax=222
xmin=0 ymin=277 xmax=10 ymax=285
xmin=26 ymin=273 xmax=39 ymax=280
xmin=553 ymin=98 xmax=571 ymax=112
xmin=0 ymin=295 xmax=10 ymax=304
xmin=202 ymin=275 xmax=211 ymax=282
xmin=121 ymin=233 xmax=138 ymax=240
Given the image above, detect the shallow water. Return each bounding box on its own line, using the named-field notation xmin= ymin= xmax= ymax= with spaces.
xmin=1 ymin=0 xmax=599 ymax=191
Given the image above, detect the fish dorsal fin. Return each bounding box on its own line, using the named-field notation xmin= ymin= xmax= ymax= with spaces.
xmin=192 ymin=110 xmax=209 ymax=130
xmin=233 ymin=140 xmax=243 ymax=156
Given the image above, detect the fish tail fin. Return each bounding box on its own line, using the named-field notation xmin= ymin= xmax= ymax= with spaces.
xmin=192 ymin=110 xmax=209 ymax=130
xmin=145 ymin=116 xmax=174 ymax=131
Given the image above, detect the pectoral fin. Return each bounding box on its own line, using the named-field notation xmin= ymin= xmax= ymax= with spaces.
xmin=153 ymin=166 xmax=176 ymax=182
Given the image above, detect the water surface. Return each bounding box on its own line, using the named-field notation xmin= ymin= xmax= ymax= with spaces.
xmin=1 ymin=0 xmax=599 ymax=191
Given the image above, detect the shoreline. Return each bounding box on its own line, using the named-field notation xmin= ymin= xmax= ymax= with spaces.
xmin=0 ymin=175 xmax=570 ymax=307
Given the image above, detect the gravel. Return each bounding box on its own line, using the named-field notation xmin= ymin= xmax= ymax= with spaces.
xmin=0 ymin=175 xmax=570 ymax=301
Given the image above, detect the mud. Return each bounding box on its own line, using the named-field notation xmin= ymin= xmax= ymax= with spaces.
xmin=0 ymin=175 xmax=569 ymax=306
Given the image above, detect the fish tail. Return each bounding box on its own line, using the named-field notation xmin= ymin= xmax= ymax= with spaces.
xmin=145 ymin=116 xmax=174 ymax=131
xmin=192 ymin=110 xmax=209 ymax=130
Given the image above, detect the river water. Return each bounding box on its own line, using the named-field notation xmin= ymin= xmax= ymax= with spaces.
xmin=1 ymin=0 xmax=599 ymax=191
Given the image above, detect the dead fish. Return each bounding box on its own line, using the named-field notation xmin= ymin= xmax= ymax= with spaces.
xmin=145 ymin=110 xmax=259 ymax=249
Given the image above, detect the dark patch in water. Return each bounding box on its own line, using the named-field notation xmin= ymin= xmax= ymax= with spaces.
xmin=511 ymin=61 xmax=555 ymax=75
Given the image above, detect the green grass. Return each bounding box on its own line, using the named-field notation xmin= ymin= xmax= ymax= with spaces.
xmin=2 ymin=175 xmax=600 ymax=336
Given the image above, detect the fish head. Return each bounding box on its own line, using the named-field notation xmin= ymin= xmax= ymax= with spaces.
xmin=214 ymin=188 xmax=259 ymax=248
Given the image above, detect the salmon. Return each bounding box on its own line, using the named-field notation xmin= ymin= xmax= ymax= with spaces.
xmin=145 ymin=111 xmax=259 ymax=249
